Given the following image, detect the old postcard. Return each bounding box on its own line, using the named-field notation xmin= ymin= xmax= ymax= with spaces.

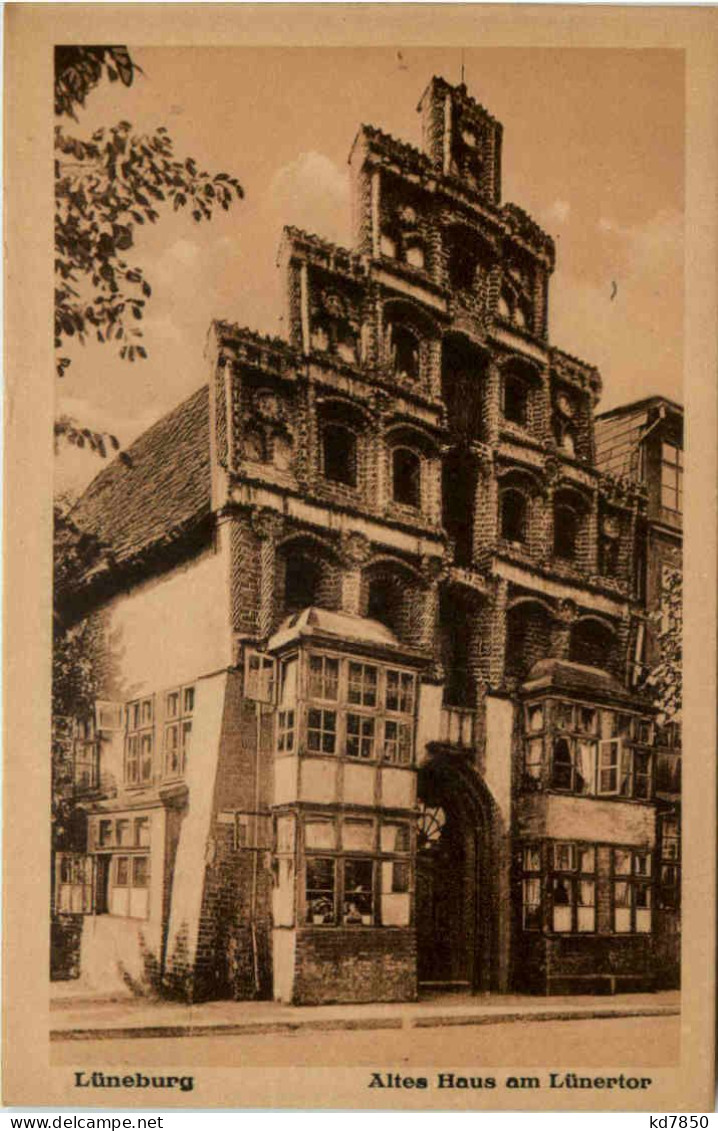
xmin=4 ymin=3 xmax=717 ymax=1112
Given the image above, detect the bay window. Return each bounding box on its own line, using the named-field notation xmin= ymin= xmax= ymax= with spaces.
xmin=289 ymin=652 xmax=416 ymax=766
xmin=523 ymin=697 xmax=654 ymax=800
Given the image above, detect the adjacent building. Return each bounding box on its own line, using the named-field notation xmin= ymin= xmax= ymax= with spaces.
xmin=595 ymin=397 xmax=683 ymax=988
xmin=53 ymin=77 xmax=678 ymax=1003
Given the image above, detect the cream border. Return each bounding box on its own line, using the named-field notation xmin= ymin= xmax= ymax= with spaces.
xmin=4 ymin=4 xmax=716 ymax=1111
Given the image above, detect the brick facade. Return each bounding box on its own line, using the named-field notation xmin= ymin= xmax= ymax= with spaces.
xmin=58 ymin=75 xmax=677 ymax=1003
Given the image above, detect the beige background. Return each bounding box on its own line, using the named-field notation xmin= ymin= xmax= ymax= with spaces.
xmin=4 ymin=2 xmax=717 ymax=1111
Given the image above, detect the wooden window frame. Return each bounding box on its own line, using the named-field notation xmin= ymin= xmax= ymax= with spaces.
xmin=612 ymin=848 xmax=653 ymax=934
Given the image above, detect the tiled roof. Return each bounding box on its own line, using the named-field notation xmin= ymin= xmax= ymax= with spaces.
xmin=521 ymin=658 xmax=642 ymax=707
xmin=268 ymin=606 xmax=429 ymax=664
xmin=70 ymin=385 xmax=211 ymax=564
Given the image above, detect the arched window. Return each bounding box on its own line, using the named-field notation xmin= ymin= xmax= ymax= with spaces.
xmin=501 ymin=488 xmax=527 ymax=544
xmin=284 ymin=554 xmax=322 ymax=613
xmin=390 ymin=324 xmax=420 ymax=381
xmin=392 ymin=447 xmax=421 ymax=508
xmin=322 ymin=422 xmax=357 ymax=487
xmin=367 ymin=576 xmax=399 ymax=634
xmin=503 ymin=373 xmax=529 ymax=426
xmin=448 ymin=243 xmax=477 ymax=291
xmin=554 ymin=503 xmax=579 ymax=561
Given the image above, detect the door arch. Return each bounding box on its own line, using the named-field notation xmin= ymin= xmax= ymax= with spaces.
xmin=415 ymin=755 xmax=496 ymax=993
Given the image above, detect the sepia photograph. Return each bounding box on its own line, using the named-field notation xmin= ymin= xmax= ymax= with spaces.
xmin=4 ymin=4 xmax=716 ymax=1113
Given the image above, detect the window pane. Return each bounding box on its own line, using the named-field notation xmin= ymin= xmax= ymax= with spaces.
xmin=614 ymin=850 xmax=632 ymax=876
xmin=578 ymin=846 xmax=595 ymax=873
xmin=551 ymin=738 xmax=573 ymax=790
xmin=166 ymin=692 xmax=179 ymax=719
xmin=553 ymin=903 xmax=572 ymax=932
xmin=115 ymin=820 xmax=130 ymax=846
xmin=636 ymin=908 xmax=652 ymax=933
xmin=183 ymin=686 xmax=195 ymax=714
xmin=523 ymin=846 xmax=541 ymax=872
xmin=553 ymin=843 xmax=575 ymax=871
xmin=575 ymin=742 xmax=595 ymax=795
xmin=132 ymin=856 xmax=149 ymax=888
xmin=343 ymin=858 xmax=374 ymax=925
xmin=615 ymin=906 xmax=632 ymax=933
xmin=577 ymin=905 xmax=595 ymax=932
xmin=381 ymin=892 xmax=410 ymax=927
xmin=306 ymin=858 xmax=335 ymax=924
xmin=522 ymin=878 xmax=541 ymax=930
xmin=115 ymin=857 xmax=129 ymax=886
xmin=525 ymin=737 xmax=543 ymax=779
xmin=346 ymin=714 xmax=374 ymax=759
xmin=386 ymin=670 xmax=414 ymax=714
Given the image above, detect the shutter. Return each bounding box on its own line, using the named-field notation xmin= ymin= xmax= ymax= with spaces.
xmin=244 ymin=649 xmax=276 ymax=704
xmin=95 ymin=700 xmax=125 ymax=732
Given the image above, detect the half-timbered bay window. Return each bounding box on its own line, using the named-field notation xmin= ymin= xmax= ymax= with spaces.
xmin=125 ymin=697 xmax=154 ymax=786
xmin=163 ymin=685 xmax=194 ymax=779
xmin=613 ymin=848 xmax=652 ymax=933
xmin=522 ymin=697 xmax=654 ymax=800
xmin=302 ymin=814 xmax=411 ymax=927
xmin=276 ymin=650 xmax=416 ymax=766
xmin=551 ymin=843 xmax=596 ymax=933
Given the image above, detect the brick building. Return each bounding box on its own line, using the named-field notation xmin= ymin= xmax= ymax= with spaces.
xmin=596 ymin=397 xmax=683 ymax=988
xmin=53 ymin=77 xmax=676 ymax=1002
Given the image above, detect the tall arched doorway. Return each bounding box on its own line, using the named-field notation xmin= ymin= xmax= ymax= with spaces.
xmin=416 ymin=756 xmax=494 ymax=993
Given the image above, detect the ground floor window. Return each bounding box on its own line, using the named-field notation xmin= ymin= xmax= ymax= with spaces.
xmin=303 ymin=815 xmax=411 ymax=927
xmin=551 ymin=843 xmax=596 ymax=933
xmin=520 ymin=840 xmax=653 ymax=935
xmin=613 ymin=848 xmax=652 ymax=933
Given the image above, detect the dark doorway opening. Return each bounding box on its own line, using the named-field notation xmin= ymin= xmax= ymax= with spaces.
xmin=416 ymin=760 xmax=488 ymax=993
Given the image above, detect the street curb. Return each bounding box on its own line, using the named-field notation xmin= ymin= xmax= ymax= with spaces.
xmin=50 ymin=1005 xmax=679 ymax=1042
xmin=411 ymin=1006 xmax=679 ymax=1028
